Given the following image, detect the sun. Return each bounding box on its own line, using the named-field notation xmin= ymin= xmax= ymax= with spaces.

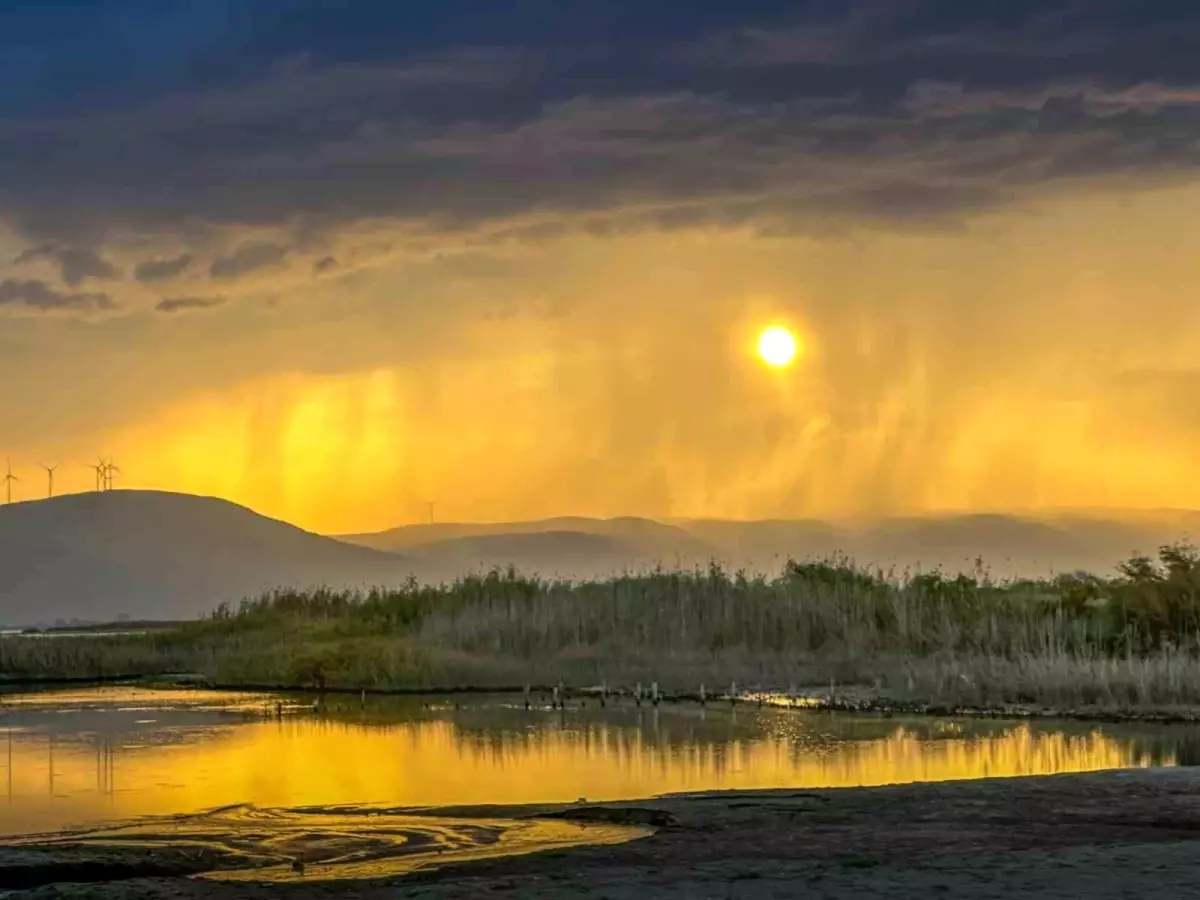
xmin=757 ymin=326 xmax=798 ymax=368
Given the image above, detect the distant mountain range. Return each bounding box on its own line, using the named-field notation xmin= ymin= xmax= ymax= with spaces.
xmin=342 ymin=510 xmax=1198 ymax=583
xmin=1 ymin=490 xmax=1196 ymax=627
xmin=338 ymin=516 xmax=715 ymax=576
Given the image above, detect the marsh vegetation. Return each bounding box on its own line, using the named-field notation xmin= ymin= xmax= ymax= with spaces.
xmin=4 ymin=545 xmax=1200 ymax=711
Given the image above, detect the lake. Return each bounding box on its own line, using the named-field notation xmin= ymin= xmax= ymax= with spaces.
xmin=0 ymin=685 xmax=1192 ymax=840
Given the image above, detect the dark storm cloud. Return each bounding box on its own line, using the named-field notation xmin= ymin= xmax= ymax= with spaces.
xmin=135 ymin=254 xmax=194 ymax=282
xmin=209 ymin=243 xmax=289 ymax=279
xmin=2 ymin=1 xmax=1200 ymax=243
xmin=0 ymin=279 xmax=111 ymax=312
xmin=156 ymin=295 xmax=226 ymax=313
xmin=13 ymin=246 xmax=118 ymax=285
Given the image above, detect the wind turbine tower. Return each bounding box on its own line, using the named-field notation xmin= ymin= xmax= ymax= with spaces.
xmin=88 ymin=461 xmax=105 ymax=492
xmin=40 ymin=464 xmax=58 ymax=499
xmin=104 ymin=459 xmax=119 ymax=491
xmin=3 ymin=459 xmax=17 ymax=505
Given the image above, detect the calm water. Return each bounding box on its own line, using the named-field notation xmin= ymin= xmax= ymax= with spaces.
xmin=0 ymin=686 xmax=1192 ymax=837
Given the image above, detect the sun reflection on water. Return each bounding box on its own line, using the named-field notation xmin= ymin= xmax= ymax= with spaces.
xmin=0 ymin=688 xmax=1177 ymax=836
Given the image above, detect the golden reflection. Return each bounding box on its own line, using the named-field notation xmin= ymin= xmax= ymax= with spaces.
xmin=0 ymin=697 xmax=1169 ymax=837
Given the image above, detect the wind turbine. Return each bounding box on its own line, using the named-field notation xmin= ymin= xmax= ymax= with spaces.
xmin=39 ymin=464 xmax=58 ymax=499
xmin=3 ymin=459 xmax=17 ymax=504
xmin=89 ymin=458 xmax=106 ymax=491
xmin=104 ymin=459 xmax=119 ymax=491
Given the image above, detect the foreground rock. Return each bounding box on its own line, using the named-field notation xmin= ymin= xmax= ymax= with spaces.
xmin=11 ymin=768 xmax=1200 ymax=898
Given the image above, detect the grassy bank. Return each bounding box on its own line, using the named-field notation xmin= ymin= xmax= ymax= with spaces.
xmin=3 ymin=545 xmax=1200 ymax=711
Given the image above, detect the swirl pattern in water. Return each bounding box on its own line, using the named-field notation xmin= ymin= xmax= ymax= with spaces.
xmin=7 ymin=803 xmax=646 ymax=882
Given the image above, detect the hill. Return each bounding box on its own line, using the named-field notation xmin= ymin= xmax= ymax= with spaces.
xmin=338 ymin=515 xmax=718 ymax=574
xmin=348 ymin=511 xmax=1197 ymax=582
xmin=674 ymin=513 xmax=1193 ymax=579
xmin=0 ymin=490 xmax=410 ymax=627
xmin=338 ymin=515 xmax=712 ymax=553
xmin=10 ymin=491 xmax=1192 ymax=628
xmin=404 ymin=530 xmax=670 ymax=582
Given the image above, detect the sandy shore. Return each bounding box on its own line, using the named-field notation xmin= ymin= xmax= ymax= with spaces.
xmin=9 ymin=768 xmax=1200 ymax=898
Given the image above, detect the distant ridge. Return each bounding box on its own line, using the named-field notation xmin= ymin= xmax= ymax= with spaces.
xmin=0 ymin=490 xmax=410 ymax=627
xmin=337 ymin=515 xmax=712 ymax=553
xmin=4 ymin=491 xmax=1196 ymax=627
xmin=337 ymin=516 xmax=722 ymax=581
xmin=346 ymin=511 xmax=1198 ymax=582
xmin=671 ymin=513 xmax=1192 ymax=578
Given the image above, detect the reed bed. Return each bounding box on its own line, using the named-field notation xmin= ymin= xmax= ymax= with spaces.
xmin=2 ymin=545 xmax=1200 ymax=712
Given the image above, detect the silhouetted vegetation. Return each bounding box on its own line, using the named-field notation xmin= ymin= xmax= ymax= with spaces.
xmin=5 ymin=545 xmax=1200 ymax=711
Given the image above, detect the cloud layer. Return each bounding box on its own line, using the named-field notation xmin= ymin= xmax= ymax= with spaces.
xmin=0 ymin=279 xmax=111 ymax=312
xmin=2 ymin=2 xmax=1199 ymax=255
xmin=156 ymin=295 xmax=226 ymax=313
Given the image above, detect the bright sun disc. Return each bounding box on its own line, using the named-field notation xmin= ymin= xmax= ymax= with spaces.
xmin=757 ymin=326 xmax=798 ymax=368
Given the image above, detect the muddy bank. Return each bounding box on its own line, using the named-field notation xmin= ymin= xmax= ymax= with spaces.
xmin=123 ymin=675 xmax=1200 ymax=726
xmin=10 ymin=671 xmax=1200 ymax=727
xmin=11 ymin=769 xmax=1200 ymax=898
xmin=0 ymin=845 xmax=222 ymax=891
xmin=0 ymin=805 xmax=646 ymax=892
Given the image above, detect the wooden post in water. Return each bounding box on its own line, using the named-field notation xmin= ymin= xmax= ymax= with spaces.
xmin=552 ymin=685 xmax=560 ymax=710
xmin=524 ymin=684 xmax=532 ymax=710
xmin=699 ymin=683 xmax=706 ymax=706
xmin=730 ymin=680 xmax=737 ymax=706
xmin=600 ymin=679 xmax=607 ymax=708
xmin=635 ymin=682 xmax=643 ymax=707
xmin=360 ymin=689 xmax=366 ymax=710
xmin=651 ymin=681 xmax=660 ymax=707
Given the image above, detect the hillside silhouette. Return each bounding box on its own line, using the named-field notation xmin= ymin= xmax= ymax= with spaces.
xmin=339 ymin=516 xmax=714 ymax=556
xmin=353 ymin=512 xmax=1196 ymax=581
xmin=674 ymin=513 xmax=1196 ymax=579
xmin=0 ymin=491 xmax=408 ymax=627
xmin=3 ymin=491 xmax=1196 ymax=627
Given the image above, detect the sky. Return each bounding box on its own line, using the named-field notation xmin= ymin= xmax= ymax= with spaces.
xmin=3 ymin=0 xmax=1200 ymax=533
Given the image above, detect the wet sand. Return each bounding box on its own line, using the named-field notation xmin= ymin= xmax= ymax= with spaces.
xmin=9 ymin=768 xmax=1200 ymax=898
xmin=0 ymin=806 xmax=648 ymax=889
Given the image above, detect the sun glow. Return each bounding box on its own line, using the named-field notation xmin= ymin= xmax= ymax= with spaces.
xmin=757 ymin=326 xmax=798 ymax=368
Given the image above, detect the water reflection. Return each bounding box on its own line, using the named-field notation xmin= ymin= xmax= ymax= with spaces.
xmin=0 ymin=687 xmax=1183 ymax=836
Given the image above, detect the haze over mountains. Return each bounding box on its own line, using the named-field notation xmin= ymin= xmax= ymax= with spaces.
xmin=339 ymin=517 xmax=715 ymax=575
xmin=343 ymin=512 xmax=1200 ymax=583
xmin=1 ymin=490 xmax=1197 ymax=627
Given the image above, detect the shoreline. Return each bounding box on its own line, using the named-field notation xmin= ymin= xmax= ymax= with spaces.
xmin=9 ymin=768 xmax=1200 ymax=898
xmin=11 ymin=675 xmax=1200 ymax=727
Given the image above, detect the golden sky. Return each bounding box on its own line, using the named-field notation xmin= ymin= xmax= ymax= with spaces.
xmin=4 ymin=4 xmax=1200 ymax=533
xmin=3 ymin=183 xmax=1200 ymax=533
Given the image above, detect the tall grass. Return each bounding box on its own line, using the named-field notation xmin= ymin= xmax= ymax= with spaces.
xmin=4 ymin=545 xmax=1200 ymax=711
